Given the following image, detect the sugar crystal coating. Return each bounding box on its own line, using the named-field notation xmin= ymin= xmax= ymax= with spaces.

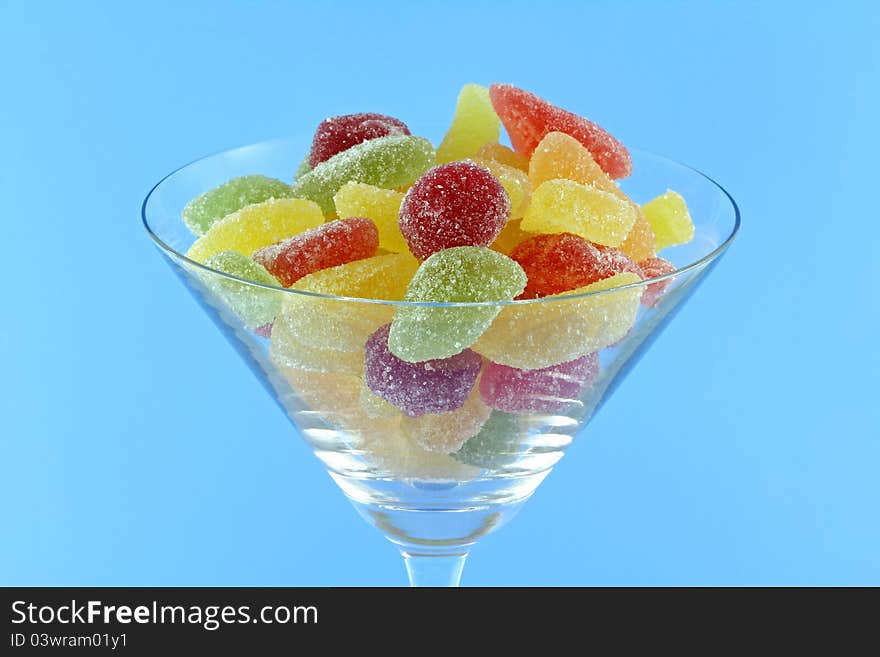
xmin=292 ymin=135 xmax=435 ymax=215
xmin=333 ymin=182 xmax=408 ymax=253
xmin=489 ymin=83 xmax=632 ymax=178
xmin=309 ymin=113 xmax=410 ymax=167
xmin=473 ymin=157 xmax=531 ymax=220
xmin=182 ymin=175 xmax=293 ymax=236
xmin=453 ymin=410 xmax=523 ymax=469
xmin=401 ymin=385 xmax=491 ymax=454
xmin=202 ymin=250 xmax=280 ymax=328
xmin=270 ymin=313 xmax=364 ymax=375
xmin=473 ymin=272 xmax=643 ymax=369
xmin=436 ymin=84 xmax=501 ymax=164
xmin=364 ymin=324 xmax=482 ymax=417
xmin=638 ymin=256 xmax=677 ymax=307
xmin=388 ymin=247 xmax=527 ymax=362
xmin=398 ymin=162 xmax=510 ymax=260
xmin=252 ymin=217 xmax=379 ymax=287
xmin=479 ymin=353 xmax=599 ymax=413
xmin=475 ymin=142 xmax=529 ymax=172
xmin=186 ymin=197 xmax=324 ymax=263
xmin=294 ymin=154 xmax=312 ymax=181
xmin=641 ymin=190 xmax=695 ymax=250
xmin=522 ymin=178 xmax=637 ymax=247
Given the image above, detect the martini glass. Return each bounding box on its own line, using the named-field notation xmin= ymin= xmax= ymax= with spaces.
xmin=142 ymin=137 xmax=739 ymax=586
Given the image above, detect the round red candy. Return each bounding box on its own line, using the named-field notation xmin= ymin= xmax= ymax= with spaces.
xmin=638 ymin=256 xmax=676 ymax=307
xmin=510 ymin=233 xmax=642 ymax=299
xmin=489 ymin=83 xmax=632 ymax=179
xmin=309 ymin=113 xmax=410 ymax=167
xmin=252 ymin=217 xmax=378 ymax=287
xmin=398 ymin=162 xmax=510 ymax=260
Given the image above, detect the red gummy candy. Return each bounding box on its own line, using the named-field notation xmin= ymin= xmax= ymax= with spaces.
xmin=254 ymin=322 xmax=273 ymax=338
xmin=398 ymin=162 xmax=510 ymax=260
xmin=638 ymin=256 xmax=676 ymax=307
xmin=489 ymin=83 xmax=632 ymax=179
xmin=510 ymin=233 xmax=642 ymax=299
xmin=252 ymin=217 xmax=378 ymax=287
xmin=309 ymin=113 xmax=410 ymax=167
xmin=479 ymin=353 xmax=599 ymax=414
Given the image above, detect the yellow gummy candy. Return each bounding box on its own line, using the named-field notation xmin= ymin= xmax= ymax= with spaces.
xmin=474 ymin=158 xmax=531 ymax=220
xmin=333 ymin=182 xmax=408 ymax=253
xmin=475 ymin=142 xmax=529 ymax=172
xmin=280 ymin=253 xmax=419 ymax=352
xmin=522 ymin=179 xmax=637 ymax=247
xmin=436 ymin=84 xmax=501 ymax=164
xmin=641 ymin=190 xmax=695 ymax=250
xmin=400 ymin=386 xmax=491 ymax=455
xmin=473 ymin=273 xmax=643 ymax=370
xmin=270 ymin=315 xmax=364 ymax=375
xmin=490 ymin=219 xmax=531 ymax=256
xmin=185 ymin=197 xmax=324 ymax=263
xmin=619 ymin=212 xmax=657 ymax=264
xmin=359 ymin=382 xmax=402 ymax=420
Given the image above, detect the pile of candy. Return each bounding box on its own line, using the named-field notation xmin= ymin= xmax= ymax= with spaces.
xmin=182 ymin=83 xmax=695 ymax=472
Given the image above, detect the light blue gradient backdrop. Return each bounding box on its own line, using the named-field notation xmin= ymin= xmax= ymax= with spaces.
xmin=2 ymin=1 xmax=877 ymax=585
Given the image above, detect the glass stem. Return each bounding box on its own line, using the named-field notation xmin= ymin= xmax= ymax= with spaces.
xmin=401 ymin=549 xmax=469 ymax=587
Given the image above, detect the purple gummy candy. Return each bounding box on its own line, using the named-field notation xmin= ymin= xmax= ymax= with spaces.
xmin=364 ymin=324 xmax=482 ymax=417
xmin=479 ymin=353 xmax=599 ymax=413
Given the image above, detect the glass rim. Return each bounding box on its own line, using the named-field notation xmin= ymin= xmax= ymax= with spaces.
xmin=141 ymin=138 xmax=740 ymax=308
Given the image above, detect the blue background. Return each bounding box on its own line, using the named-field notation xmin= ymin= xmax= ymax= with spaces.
xmin=2 ymin=1 xmax=878 ymax=585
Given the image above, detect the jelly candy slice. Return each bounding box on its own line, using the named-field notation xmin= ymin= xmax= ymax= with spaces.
xmin=489 ymin=83 xmax=632 ymax=178
xmin=473 ymin=272 xmax=643 ymax=369
xmin=359 ymin=382 xmax=402 ymax=420
xmin=510 ymin=233 xmax=641 ymax=298
xmin=474 ymin=142 xmax=529 ymax=172
xmin=398 ymin=162 xmax=510 ymax=260
xmin=202 ymin=250 xmax=280 ymax=328
xmin=489 ymin=219 xmax=531 ymax=256
xmin=400 ymin=385 xmax=491 ymax=454
xmin=389 ymin=247 xmax=527 ymax=362
xmin=333 ymin=182 xmax=408 ymax=253
xmin=252 ymin=217 xmax=379 ymax=287
xmin=479 ymin=353 xmax=599 ymax=413
xmin=291 ymin=135 xmax=435 ymax=215
xmin=522 ymin=179 xmax=637 ymax=247
xmin=270 ymin=313 xmax=364 ymax=375
xmin=279 ymin=252 xmax=419 ymax=352
xmin=365 ymin=324 xmax=482 ymax=418
xmin=436 ymin=84 xmax=501 ymax=164
xmin=453 ymin=410 xmax=523 ymax=469
xmin=310 ymin=113 xmax=410 ymax=167
xmin=619 ymin=212 xmax=657 ymax=264
xmin=186 ymin=197 xmax=324 ymax=263
xmin=473 ymin=157 xmax=531 ymax=220
xmin=182 ymin=175 xmax=293 ymax=236
xmin=641 ymin=190 xmax=695 ymax=250
xmin=638 ymin=256 xmax=677 ymax=307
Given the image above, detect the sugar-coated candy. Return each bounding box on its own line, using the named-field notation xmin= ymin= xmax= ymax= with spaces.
xmin=479 ymin=353 xmax=599 ymax=413
xmin=365 ymin=324 xmax=482 ymax=417
xmin=398 ymin=162 xmax=510 ymax=260
xmin=522 ymin=179 xmax=637 ymax=247
xmin=252 ymin=217 xmax=378 ymax=287
xmin=474 ymin=142 xmax=529 ymax=172
xmin=182 ymin=175 xmax=293 ymax=236
xmin=254 ymin=322 xmax=273 ymax=338
xmin=453 ymin=410 xmax=523 ymax=469
xmin=401 ymin=385 xmax=491 ymax=454
xmin=292 ymin=135 xmax=434 ymax=215
xmin=389 ymin=247 xmax=527 ymax=362
xmin=641 ymin=190 xmax=694 ymax=250
xmin=436 ymin=84 xmax=501 ymax=164
xmin=270 ymin=312 xmax=364 ymax=375
xmin=619 ymin=211 xmax=657 ymax=263
xmin=202 ymin=250 xmax=280 ymax=328
xmin=309 ymin=113 xmax=410 ymax=167
xmin=294 ymin=154 xmax=312 ymax=181
xmin=638 ymin=256 xmax=676 ymax=307
xmin=489 ymin=83 xmax=632 ymax=178
xmin=473 ymin=157 xmax=531 ymax=220
xmin=473 ymin=272 xmax=643 ymax=369
xmin=359 ymin=382 xmax=402 ymax=420
xmin=489 ymin=219 xmax=530 ymax=255
xmin=186 ymin=198 xmax=324 ymax=263
xmin=333 ymin=182 xmax=408 ymax=253
xmin=279 ymin=252 xmax=419 ymax=352
xmin=358 ymin=430 xmax=478 ymax=481
xmin=511 ymin=233 xmax=641 ymax=298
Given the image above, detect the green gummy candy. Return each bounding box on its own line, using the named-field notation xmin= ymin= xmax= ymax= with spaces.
xmin=453 ymin=411 xmax=523 ymax=469
xmin=290 ymin=135 xmax=435 ymax=214
xmin=294 ymin=154 xmax=312 ymax=181
xmin=388 ymin=246 xmax=527 ymax=362
xmin=183 ymin=175 xmax=293 ymax=236
xmin=203 ymin=250 xmax=280 ymax=329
